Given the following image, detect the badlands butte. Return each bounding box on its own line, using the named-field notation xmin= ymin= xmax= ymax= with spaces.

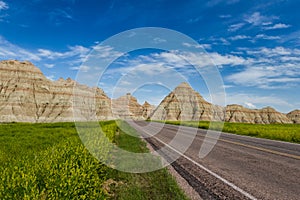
xmin=0 ymin=60 xmax=299 ymax=124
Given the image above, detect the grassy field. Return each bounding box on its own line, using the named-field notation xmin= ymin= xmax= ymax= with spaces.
xmin=0 ymin=121 xmax=188 ymax=200
xmin=163 ymin=121 xmax=300 ymax=143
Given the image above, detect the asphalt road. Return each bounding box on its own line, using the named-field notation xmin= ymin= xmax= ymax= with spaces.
xmin=126 ymin=121 xmax=300 ymax=200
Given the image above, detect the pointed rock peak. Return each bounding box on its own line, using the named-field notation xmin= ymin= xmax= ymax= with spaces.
xmin=143 ymin=101 xmax=151 ymax=106
xmin=174 ymin=82 xmax=195 ymax=94
xmin=57 ymin=77 xmax=65 ymax=82
xmin=261 ymin=106 xmax=277 ymax=112
xmin=176 ymin=82 xmax=193 ymax=89
xmin=289 ymin=109 xmax=300 ymax=113
xmin=126 ymin=93 xmax=131 ymax=96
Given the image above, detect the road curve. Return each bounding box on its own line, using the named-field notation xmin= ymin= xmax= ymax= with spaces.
xmin=126 ymin=121 xmax=300 ymax=200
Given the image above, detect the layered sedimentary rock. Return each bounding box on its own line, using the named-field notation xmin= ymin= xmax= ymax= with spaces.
xmin=0 ymin=60 xmax=113 ymax=122
xmin=150 ymin=82 xmax=296 ymax=124
xmin=112 ymin=93 xmax=144 ymax=119
xmin=150 ymin=82 xmax=224 ymax=121
xmin=0 ymin=60 xmax=298 ymax=124
xmin=141 ymin=101 xmax=156 ymax=119
xmin=225 ymin=105 xmax=292 ymax=124
xmin=287 ymin=110 xmax=300 ymax=124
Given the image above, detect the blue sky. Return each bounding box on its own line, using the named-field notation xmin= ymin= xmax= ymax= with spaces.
xmin=0 ymin=0 xmax=299 ymax=113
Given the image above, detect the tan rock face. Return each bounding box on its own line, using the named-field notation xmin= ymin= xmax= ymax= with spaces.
xmin=0 ymin=60 xmax=113 ymax=122
xmin=0 ymin=60 xmax=298 ymax=124
xmin=287 ymin=110 xmax=300 ymax=124
xmin=112 ymin=93 xmax=146 ymax=119
xmin=150 ymin=82 xmax=294 ymax=124
xmin=225 ymin=105 xmax=292 ymax=124
xmin=111 ymin=95 xmax=156 ymax=120
xmin=150 ymin=82 xmax=224 ymax=121
xmin=141 ymin=101 xmax=156 ymax=119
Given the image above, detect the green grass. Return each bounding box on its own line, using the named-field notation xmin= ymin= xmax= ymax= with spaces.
xmin=163 ymin=121 xmax=300 ymax=143
xmin=0 ymin=121 xmax=188 ymax=199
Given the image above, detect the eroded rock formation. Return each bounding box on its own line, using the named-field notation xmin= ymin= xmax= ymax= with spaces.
xmin=150 ymin=82 xmax=296 ymax=124
xmin=112 ymin=93 xmax=143 ymax=119
xmin=142 ymin=101 xmax=156 ymax=119
xmin=287 ymin=110 xmax=300 ymax=124
xmin=0 ymin=60 xmax=298 ymax=124
xmin=225 ymin=105 xmax=292 ymax=124
xmin=0 ymin=60 xmax=113 ymax=122
xmin=150 ymin=82 xmax=224 ymax=121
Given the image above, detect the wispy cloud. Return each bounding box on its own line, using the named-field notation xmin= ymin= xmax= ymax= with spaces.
xmin=38 ymin=45 xmax=89 ymax=60
xmin=255 ymin=34 xmax=280 ymax=40
xmin=244 ymin=102 xmax=256 ymax=109
xmin=219 ymin=14 xmax=231 ymax=18
xmin=70 ymin=65 xmax=90 ymax=72
xmin=182 ymin=42 xmax=211 ymax=49
xmin=0 ymin=35 xmax=91 ymax=71
xmin=226 ymin=93 xmax=292 ymax=110
xmin=244 ymin=12 xmax=278 ymax=26
xmin=228 ymin=23 xmax=245 ymax=32
xmin=0 ymin=1 xmax=8 ymax=10
xmin=207 ymin=0 xmax=239 ymax=7
xmin=187 ymin=16 xmax=201 ymax=23
xmin=153 ymin=37 xmax=167 ymax=43
xmin=229 ymin=35 xmax=250 ymax=40
xmin=48 ymin=8 xmax=73 ymax=26
xmin=46 ymin=75 xmax=55 ymax=81
xmin=226 ymin=46 xmax=300 ymax=89
xmin=209 ymin=37 xmax=231 ymax=45
xmin=0 ymin=36 xmax=41 ymax=61
xmin=263 ymin=23 xmax=291 ymax=30
xmin=44 ymin=64 xmax=54 ymax=68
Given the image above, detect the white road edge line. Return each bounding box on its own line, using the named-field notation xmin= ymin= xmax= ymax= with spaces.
xmin=143 ymin=131 xmax=258 ymax=200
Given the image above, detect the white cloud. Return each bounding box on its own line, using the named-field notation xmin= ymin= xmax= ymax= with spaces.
xmin=91 ymin=45 xmax=123 ymax=60
xmin=210 ymin=37 xmax=231 ymax=45
xmin=0 ymin=1 xmax=8 ymax=10
xmin=244 ymin=12 xmax=278 ymax=27
xmin=48 ymin=8 xmax=73 ymax=26
xmin=153 ymin=37 xmax=167 ymax=43
xmin=207 ymin=0 xmax=239 ymax=7
xmin=98 ymin=49 xmax=246 ymax=99
xmin=246 ymin=46 xmax=297 ymax=57
xmin=245 ymin=12 xmax=264 ymax=25
xmin=219 ymin=14 xmax=231 ymax=18
xmin=226 ymin=93 xmax=292 ymax=109
xmin=263 ymin=23 xmax=291 ymax=30
xmin=187 ymin=16 xmax=201 ymax=23
xmin=229 ymin=35 xmax=250 ymax=40
xmin=262 ymin=22 xmax=273 ymax=26
xmin=70 ymin=65 xmax=90 ymax=72
xmin=0 ymin=35 xmax=92 ymax=73
xmin=244 ymin=102 xmax=256 ymax=109
xmin=226 ymin=64 xmax=300 ymax=89
xmin=44 ymin=64 xmax=54 ymax=68
xmin=0 ymin=36 xmax=41 ymax=61
xmin=46 ymin=75 xmax=55 ymax=81
xmin=182 ymin=42 xmax=211 ymax=49
xmin=228 ymin=23 xmax=245 ymax=32
xmin=255 ymin=34 xmax=280 ymax=40
xmin=226 ymin=45 xmax=300 ymax=89
xmin=38 ymin=45 xmax=89 ymax=60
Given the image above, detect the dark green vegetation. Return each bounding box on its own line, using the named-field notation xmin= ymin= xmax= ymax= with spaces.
xmin=0 ymin=121 xmax=188 ymax=200
xmin=164 ymin=121 xmax=300 ymax=143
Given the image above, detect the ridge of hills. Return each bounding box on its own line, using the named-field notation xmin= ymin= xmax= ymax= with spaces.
xmin=0 ymin=60 xmax=298 ymax=124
